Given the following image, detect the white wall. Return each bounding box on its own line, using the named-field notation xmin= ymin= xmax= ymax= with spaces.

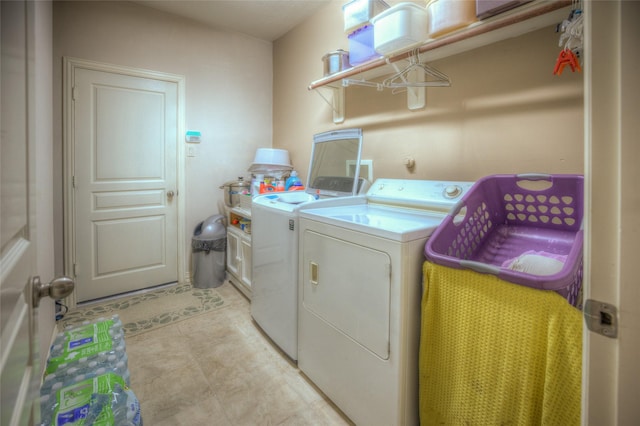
xmin=52 ymin=1 xmax=273 ymax=279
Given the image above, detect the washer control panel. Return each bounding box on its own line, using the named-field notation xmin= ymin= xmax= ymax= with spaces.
xmin=367 ymin=179 xmax=475 ymax=211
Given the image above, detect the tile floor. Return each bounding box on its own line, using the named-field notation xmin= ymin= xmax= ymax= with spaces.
xmin=125 ymin=280 xmax=354 ymax=425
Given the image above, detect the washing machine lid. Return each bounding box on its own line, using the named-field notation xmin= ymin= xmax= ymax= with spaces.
xmin=300 ymin=204 xmax=446 ymax=242
xmin=305 ymin=128 xmax=365 ymax=198
xmin=252 ymin=192 xmax=317 ymax=212
xmin=252 ymin=186 xmax=368 ymax=213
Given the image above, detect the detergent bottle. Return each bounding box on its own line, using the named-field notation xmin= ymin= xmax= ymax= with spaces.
xmin=285 ymin=171 xmax=303 ymax=191
xmin=252 ymin=174 xmax=264 ymax=197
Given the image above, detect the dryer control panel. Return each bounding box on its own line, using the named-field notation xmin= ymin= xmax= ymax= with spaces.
xmin=366 ymin=179 xmax=475 ymax=212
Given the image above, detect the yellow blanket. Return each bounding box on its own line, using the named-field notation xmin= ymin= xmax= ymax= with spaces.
xmin=420 ymin=262 xmax=582 ymax=425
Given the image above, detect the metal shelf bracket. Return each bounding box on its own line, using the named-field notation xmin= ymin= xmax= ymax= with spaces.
xmin=315 ymin=85 xmax=345 ymax=124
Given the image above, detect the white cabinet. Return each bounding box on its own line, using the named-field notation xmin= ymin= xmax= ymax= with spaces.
xmin=227 ymin=207 xmax=252 ymax=298
xmin=240 ymin=237 xmax=252 ymax=288
xmin=226 ymin=226 xmax=241 ymax=280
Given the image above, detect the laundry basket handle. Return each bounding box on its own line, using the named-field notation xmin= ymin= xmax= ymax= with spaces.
xmin=459 ymin=260 xmax=501 ymax=275
xmin=516 ymin=173 xmax=553 ymax=181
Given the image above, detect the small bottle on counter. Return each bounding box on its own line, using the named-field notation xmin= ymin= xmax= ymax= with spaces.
xmin=285 ymin=171 xmax=303 ymax=191
xmin=252 ymin=174 xmax=264 ymax=197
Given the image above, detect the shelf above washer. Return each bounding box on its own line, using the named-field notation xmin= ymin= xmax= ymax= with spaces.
xmin=308 ymin=0 xmax=572 ymax=123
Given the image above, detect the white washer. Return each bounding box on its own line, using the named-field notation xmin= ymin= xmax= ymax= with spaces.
xmin=251 ymin=189 xmax=364 ymax=360
xmin=297 ymin=178 xmax=473 ymax=426
xmin=251 ymin=129 xmax=367 ymax=361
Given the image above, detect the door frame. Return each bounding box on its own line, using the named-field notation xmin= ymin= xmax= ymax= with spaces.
xmin=62 ymin=57 xmax=186 ymax=309
xmin=583 ymin=1 xmax=640 ymax=423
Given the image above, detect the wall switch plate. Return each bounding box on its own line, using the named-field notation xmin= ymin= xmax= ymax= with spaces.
xmin=187 ymin=145 xmax=198 ymax=157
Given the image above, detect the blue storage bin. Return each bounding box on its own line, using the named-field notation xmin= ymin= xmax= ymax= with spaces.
xmin=348 ymin=24 xmax=381 ymax=66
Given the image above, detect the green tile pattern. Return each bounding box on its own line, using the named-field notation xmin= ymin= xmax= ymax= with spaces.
xmin=57 ymin=283 xmax=225 ymax=337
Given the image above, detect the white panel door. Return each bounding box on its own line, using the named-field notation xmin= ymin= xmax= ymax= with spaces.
xmin=73 ymin=67 xmax=178 ymax=302
xmin=1 ymin=1 xmax=41 ymax=423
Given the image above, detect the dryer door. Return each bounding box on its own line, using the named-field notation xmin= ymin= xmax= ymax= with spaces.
xmin=301 ymin=229 xmax=391 ymax=359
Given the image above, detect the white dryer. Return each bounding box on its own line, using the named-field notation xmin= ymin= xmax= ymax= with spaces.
xmin=251 ymin=129 xmax=367 ymax=361
xmin=297 ymin=178 xmax=473 ymax=426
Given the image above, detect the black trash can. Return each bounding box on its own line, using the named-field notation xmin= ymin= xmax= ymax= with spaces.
xmin=191 ymin=214 xmax=226 ymax=288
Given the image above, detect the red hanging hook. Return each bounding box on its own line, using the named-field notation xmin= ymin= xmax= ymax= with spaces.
xmin=553 ymin=48 xmax=582 ymax=76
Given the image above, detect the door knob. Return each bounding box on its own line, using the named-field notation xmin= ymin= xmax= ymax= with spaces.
xmin=32 ymin=276 xmax=75 ymax=308
xmin=167 ymin=190 xmax=175 ymax=201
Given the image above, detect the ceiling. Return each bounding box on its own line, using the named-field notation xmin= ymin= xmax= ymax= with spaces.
xmin=132 ymin=0 xmax=333 ymax=42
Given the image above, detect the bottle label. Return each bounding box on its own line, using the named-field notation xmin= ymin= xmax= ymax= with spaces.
xmin=50 ymin=373 xmax=140 ymax=426
xmin=69 ymin=337 xmax=94 ymax=349
xmin=64 ymin=329 xmax=117 ymax=354
xmin=64 ymin=320 xmax=115 ymax=341
xmin=285 ymin=177 xmax=303 ymax=191
xmin=46 ymin=339 xmax=115 ymax=375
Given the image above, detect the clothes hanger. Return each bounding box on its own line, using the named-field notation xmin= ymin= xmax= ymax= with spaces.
xmin=382 ymin=49 xmax=451 ymax=89
xmin=554 ymin=0 xmax=583 ymax=76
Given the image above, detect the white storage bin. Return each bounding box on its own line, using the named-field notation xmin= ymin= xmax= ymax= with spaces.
xmin=343 ymin=0 xmax=390 ymax=33
xmin=370 ymin=2 xmax=429 ymax=55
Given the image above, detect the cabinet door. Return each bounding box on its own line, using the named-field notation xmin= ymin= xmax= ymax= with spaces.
xmin=226 ymin=227 xmax=241 ymax=277
xmin=240 ymin=236 xmax=252 ymax=287
xmin=301 ymin=229 xmax=391 ymax=360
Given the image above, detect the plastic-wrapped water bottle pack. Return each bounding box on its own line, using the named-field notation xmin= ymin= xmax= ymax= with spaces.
xmin=40 ymin=315 xmax=142 ymax=426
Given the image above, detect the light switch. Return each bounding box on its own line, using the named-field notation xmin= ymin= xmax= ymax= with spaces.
xmin=187 ymin=145 xmax=198 ymax=157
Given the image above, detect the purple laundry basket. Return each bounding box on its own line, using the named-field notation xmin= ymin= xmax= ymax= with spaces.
xmin=425 ymin=174 xmax=584 ymax=307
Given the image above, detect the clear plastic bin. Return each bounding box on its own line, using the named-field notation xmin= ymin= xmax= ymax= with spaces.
xmin=426 ymin=0 xmax=477 ymax=38
xmin=343 ymin=0 xmax=390 ymax=33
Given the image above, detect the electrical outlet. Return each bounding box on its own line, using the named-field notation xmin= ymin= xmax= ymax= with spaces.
xmin=346 ymin=159 xmax=373 ymax=182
